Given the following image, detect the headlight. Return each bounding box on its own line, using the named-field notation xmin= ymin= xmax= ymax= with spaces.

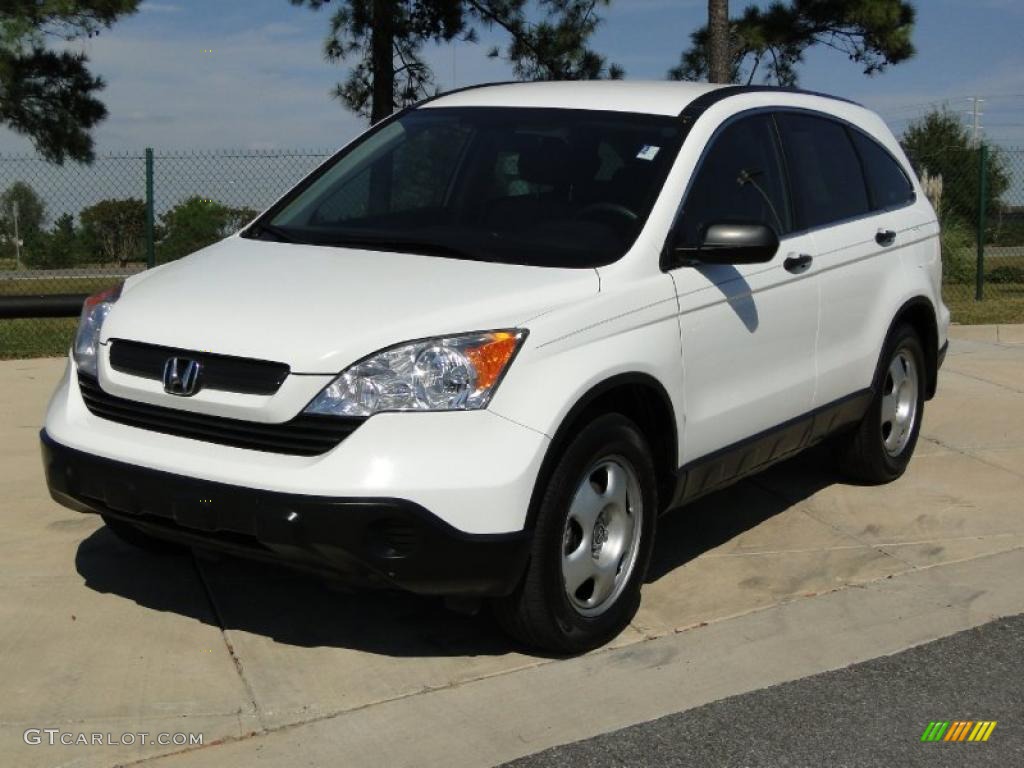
xmin=304 ymin=330 xmax=527 ymax=416
xmin=73 ymin=283 xmax=123 ymax=377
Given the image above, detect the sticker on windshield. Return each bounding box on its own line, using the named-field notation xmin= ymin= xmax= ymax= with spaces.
xmin=636 ymin=145 xmax=661 ymax=161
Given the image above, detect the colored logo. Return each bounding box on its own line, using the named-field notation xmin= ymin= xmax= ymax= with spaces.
xmin=921 ymin=721 xmax=997 ymax=742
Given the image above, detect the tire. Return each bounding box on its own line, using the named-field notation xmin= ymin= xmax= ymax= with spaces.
xmin=834 ymin=323 xmax=926 ymax=484
xmin=494 ymin=413 xmax=658 ymax=654
xmin=102 ymin=515 xmax=187 ymax=555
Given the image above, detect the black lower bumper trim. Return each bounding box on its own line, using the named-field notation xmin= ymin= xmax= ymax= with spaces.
xmin=41 ymin=431 xmax=530 ymax=597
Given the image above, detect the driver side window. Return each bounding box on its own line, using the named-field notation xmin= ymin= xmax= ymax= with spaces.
xmin=677 ymin=113 xmax=791 ymax=248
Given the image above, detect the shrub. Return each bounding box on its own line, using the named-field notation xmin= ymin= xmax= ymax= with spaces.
xmin=939 ymin=220 xmax=976 ymax=285
xmin=987 ymin=265 xmax=1024 ymax=285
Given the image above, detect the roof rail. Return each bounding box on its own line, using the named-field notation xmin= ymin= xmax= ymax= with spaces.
xmin=679 ymin=84 xmax=861 ymax=121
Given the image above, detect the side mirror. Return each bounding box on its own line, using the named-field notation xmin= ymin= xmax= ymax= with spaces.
xmin=673 ymin=222 xmax=779 ymax=266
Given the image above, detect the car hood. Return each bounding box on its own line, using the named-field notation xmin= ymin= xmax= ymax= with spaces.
xmin=102 ymin=237 xmax=599 ymax=373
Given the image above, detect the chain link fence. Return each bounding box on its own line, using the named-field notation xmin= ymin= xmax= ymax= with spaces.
xmin=0 ymin=148 xmax=332 ymax=358
xmin=908 ymin=145 xmax=1024 ymax=325
xmin=1 ymin=144 xmax=1023 ymax=359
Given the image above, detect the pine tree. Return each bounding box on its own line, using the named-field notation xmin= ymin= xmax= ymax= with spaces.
xmin=290 ymin=0 xmax=621 ymax=124
xmin=0 ymin=1 xmax=140 ymax=163
xmin=670 ymin=0 xmax=916 ymax=86
xmin=707 ymin=0 xmax=730 ymax=84
xmin=468 ymin=0 xmax=622 ymax=82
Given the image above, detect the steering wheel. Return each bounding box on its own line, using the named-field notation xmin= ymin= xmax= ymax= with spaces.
xmin=574 ymin=202 xmax=639 ymax=223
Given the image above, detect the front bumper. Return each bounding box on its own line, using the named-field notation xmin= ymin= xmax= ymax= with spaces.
xmin=44 ymin=361 xmax=549 ymax=535
xmin=42 ymin=431 xmax=531 ymax=596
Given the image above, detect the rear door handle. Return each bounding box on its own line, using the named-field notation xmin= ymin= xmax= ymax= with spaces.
xmin=783 ymin=254 xmax=813 ymax=273
xmin=876 ymin=229 xmax=897 ymax=247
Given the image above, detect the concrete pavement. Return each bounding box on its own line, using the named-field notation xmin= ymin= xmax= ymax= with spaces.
xmin=1 ymin=324 xmax=1022 ymax=767
xmin=501 ymin=613 xmax=1024 ymax=768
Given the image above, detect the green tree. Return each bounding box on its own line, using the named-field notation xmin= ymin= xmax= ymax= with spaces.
xmin=157 ymin=197 xmax=257 ymax=264
xmin=669 ymin=0 xmax=916 ymax=86
xmin=901 ymin=108 xmax=1009 ymax=229
xmin=80 ymin=197 xmax=145 ymax=266
xmin=0 ymin=1 xmax=140 ymax=163
xmin=23 ymin=212 xmax=80 ymax=269
xmin=0 ymin=181 xmax=46 ymax=265
xmin=41 ymin=213 xmax=81 ymax=268
xmin=290 ymin=0 xmax=620 ymax=123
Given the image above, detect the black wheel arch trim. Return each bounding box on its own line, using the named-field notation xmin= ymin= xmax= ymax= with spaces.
xmin=523 ymin=372 xmax=679 ymax=529
xmin=879 ymin=296 xmax=941 ymax=400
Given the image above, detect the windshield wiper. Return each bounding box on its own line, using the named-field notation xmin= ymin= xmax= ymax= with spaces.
xmin=247 ymin=222 xmax=297 ymax=242
xmin=247 ymin=225 xmax=496 ymax=262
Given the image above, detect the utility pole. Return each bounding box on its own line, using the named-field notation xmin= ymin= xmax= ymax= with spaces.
xmin=708 ymin=0 xmax=730 ymax=84
xmin=967 ymin=97 xmax=985 ymax=148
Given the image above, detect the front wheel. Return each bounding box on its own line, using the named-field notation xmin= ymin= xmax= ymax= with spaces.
xmin=834 ymin=323 xmax=926 ymax=484
xmin=494 ymin=413 xmax=657 ymax=654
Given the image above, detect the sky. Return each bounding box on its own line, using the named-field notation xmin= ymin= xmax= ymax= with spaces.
xmin=1 ymin=0 xmax=1022 ymax=155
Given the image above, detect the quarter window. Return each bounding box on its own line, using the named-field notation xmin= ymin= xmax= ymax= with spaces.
xmin=850 ymin=130 xmax=915 ymax=211
xmin=676 ymin=114 xmax=791 ymax=247
xmin=775 ymin=113 xmax=870 ymax=229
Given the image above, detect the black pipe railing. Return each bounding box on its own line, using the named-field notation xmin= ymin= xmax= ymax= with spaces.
xmin=0 ymin=295 xmax=87 ymax=320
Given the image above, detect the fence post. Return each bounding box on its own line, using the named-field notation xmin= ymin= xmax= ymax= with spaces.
xmin=145 ymin=147 xmax=155 ymax=269
xmin=975 ymin=144 xmax=988 ymax=302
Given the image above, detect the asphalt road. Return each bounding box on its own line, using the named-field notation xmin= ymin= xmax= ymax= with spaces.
xmin=502 ymin=614 xmax=1024 ymax=768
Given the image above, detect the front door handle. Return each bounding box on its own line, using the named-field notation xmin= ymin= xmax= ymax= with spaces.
xmin=783 ymin=254 xmax=813 ymax=273
xmin=876 ymin=229 xmax=897 ymax=247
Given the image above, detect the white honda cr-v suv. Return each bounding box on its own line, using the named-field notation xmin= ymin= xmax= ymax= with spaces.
xmin=42 ymin=82 xmax=949 ymax=653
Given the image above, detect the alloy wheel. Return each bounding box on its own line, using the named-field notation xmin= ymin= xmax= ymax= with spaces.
xmin=560 ymin=456 xmax=644 ymax=617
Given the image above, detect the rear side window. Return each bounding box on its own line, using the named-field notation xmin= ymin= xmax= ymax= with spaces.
xmin=850 ymin=130 xmax=915 ymax=211
xmin=677 ymin=113 xmax=791 ymax=247
xmin=776 ymin=113 xmax=869 ymax=229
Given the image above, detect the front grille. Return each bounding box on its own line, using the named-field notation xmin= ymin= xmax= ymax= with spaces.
xmin=108 ymin=339 xmax=290 ymax=396
xmin=78 ymin=374 xmax=363 ymax=456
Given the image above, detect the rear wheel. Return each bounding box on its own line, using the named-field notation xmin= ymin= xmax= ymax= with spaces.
xmin=494 ymin=413 xmax=657 ymax=654
xmin=835 ymin=324 xmax=925 ymax=484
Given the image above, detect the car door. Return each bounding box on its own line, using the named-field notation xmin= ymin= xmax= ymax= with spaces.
xmin=774 ymin=112 xmax=922 ymax=408
xmin=668 ymin=112 xmax=820 ymax=475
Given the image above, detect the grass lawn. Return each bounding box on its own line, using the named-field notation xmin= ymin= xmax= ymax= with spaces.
xmin=0 ymin=275 xmax=125 ymax=297
xmin=945 ymin=282 xmax=1024 ymax=324
xmin=0 ymin=318 xmax=76 ymax=360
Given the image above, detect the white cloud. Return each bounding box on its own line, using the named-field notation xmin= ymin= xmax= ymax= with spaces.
xmin=865 ymin=74 xmax=1023 ymax=112
xmin=0 ymin=15 xmax=516 ymax=156
xmin=143 ymin=2 xmax=183 ymax=13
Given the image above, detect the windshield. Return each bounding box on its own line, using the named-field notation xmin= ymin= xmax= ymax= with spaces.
xmin=246 ymin=107 xmax=685 ymax=268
